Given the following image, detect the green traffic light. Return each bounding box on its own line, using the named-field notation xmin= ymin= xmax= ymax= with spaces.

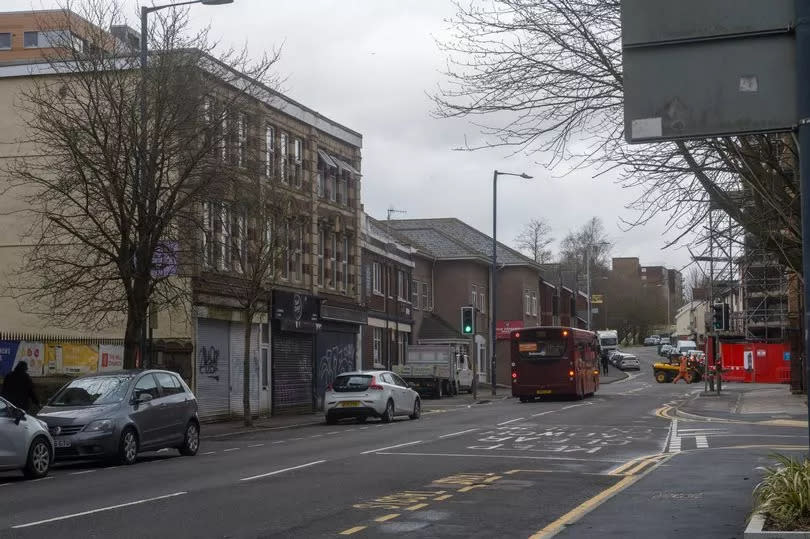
xmin=464 ymin=325 xmax=472 ymax=333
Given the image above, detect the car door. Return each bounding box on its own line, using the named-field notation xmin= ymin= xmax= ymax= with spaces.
xmin=391 ymin=373 xmax=415 ymax=413
xmin=154 ymin=372 xmax=186 ymax=443
xmin=0 ymin=399 xmax=26 ymax=469
xmin=378 ymin=373 xmax=402 ymax=414
xmin=129 ymin=374 xmax=164 ymax=449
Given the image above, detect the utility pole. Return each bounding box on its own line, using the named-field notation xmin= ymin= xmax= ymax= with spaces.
xmin=796 ymin=0 xmax=810 ymax=451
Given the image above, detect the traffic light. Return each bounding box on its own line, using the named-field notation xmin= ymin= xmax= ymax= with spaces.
xmin=461 ymin=306 xmax=475 ymax=335
xmin=711 ymin=303 xmax=729 ymax=331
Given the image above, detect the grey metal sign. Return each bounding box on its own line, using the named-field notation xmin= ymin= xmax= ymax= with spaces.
xmin=622 ymin=0 xmax=797 ymax=143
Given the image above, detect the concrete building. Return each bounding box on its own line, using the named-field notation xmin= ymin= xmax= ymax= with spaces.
xmin=0 ymin=10 xmax=365 ymax=419
xmin=675 ymin=300 xmax=708 ymax=344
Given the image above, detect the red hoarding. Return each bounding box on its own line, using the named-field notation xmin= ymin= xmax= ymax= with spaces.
xmin=496 ymin=320 xmax=524 ymax=340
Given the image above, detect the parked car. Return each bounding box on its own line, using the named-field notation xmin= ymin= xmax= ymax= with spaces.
xmin=37 ymin=370 xmax=199 ymax=465
xmin=643 ymin=336 xmax=660 ymax=346
xmin=659 ymin=344 xmax=673 ymax=357
xmin=324 ymin=370 xmax=421 ymax=425
xmin=0 ymin=396 xmax=53 ymax=479
xmin=608 ymin=349 xmax=625 ymax=366
xmin=617 ymin=354 xmax=641 ymax=370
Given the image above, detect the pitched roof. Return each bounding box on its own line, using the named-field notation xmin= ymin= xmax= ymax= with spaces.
xmin=417 ymin=313 xmax=465 ymax=341
xmin=387 ymin=218 xmax=540 ymax=268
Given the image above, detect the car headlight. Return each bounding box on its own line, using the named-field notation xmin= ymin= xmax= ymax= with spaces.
xmin=83 ymin=419 xmax=115 ymax=433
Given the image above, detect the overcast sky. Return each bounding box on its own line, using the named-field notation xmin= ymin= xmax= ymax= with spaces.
xmin=8 ymin=0 xmax=690 ymax=270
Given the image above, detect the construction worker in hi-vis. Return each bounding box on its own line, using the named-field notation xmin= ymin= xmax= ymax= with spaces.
xmin=672 ymin=355 xmax=691 ymax=384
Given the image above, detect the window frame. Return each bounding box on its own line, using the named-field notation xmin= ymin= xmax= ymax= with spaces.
xmin=292 ymin=138 xmax=303 ymax=188
xmin=531 ymin=291 xmax=538 ymax=316
xmin=317 ymin=228 xmax=325 ymax=287
xmin=328 ymin=233 xmax=337 ymax=289
xmin=524 ymin=289 xmax=531 ymax=316
xmin=479 ymin=292 xmax=486 ymax=314
xmin=265 ymin=125 xmax=275 ymax=178
xmin=372 ymin=262 xmax=383 ymax=295
xmin=412 ymin=280 xmax=420 ymax=309
xmin=0 ymin=33 xmax=11 ymax=50
xmin=342 ymin=236 xmax=349 ymax=292
xmin=155 ymin=373 xmax=184 ymax=396
xmin=279 ymin=132 xmax=288 ymax=184
xmin=373 ymin=327 xmax=382 ymax=362
xmin=422 ymin=282 xmax=429 ymax=311
xmin=219 ymin=203 xmax=231 ymax=272
xmin=237 ymin=113 xmax=246 ymax=168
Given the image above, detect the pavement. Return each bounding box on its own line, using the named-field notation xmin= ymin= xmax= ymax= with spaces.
xmin=0 ymin=346 xmax=804 ymax=538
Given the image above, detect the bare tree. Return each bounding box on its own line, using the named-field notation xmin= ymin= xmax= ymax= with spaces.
xmin=514 ymin=218 xmax=554 ymax=263
xmin=433 ymin=1 xmax=800 ymax=276
xmin=559 ymin=217 xmax=612 ymax=271
xmin=206 ymin=179 xmax=302 ymax=426
xmin=3 ymin=0 xmax=280 ymax=367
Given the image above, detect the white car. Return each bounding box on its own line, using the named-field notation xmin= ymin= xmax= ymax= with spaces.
xmin=324 ymin=370 xmax=421 ymax=425
xmin=617 ymin=354 xmax=641 ymax=371
xmin=0 ymin=397 xmax=53 ymax=479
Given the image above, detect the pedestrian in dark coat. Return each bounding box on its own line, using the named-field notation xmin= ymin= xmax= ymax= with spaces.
xmin=1 ymin=361 xmax=40 ymax=412
xmin=601 ymin=353 xmax=609 ymax=375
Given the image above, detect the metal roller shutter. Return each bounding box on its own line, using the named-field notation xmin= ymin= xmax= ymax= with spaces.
xmin=196 ymin=318 xmax=230 ymax=420
xmin=229 ymin=322 xmax=260 ymax=418
xmin=272 ymin=331 xmax=313 ymax=414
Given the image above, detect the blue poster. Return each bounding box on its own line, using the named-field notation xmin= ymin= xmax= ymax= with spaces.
xmin=0 ymin=340 xmax=21 ymax=376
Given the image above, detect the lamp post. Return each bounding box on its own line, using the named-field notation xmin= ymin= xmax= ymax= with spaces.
xmin=490 ymin=170 xmax=533 ymax=396
xmin=139 ymin=0 xmax=233 ymax=366
xmin=585 ymin=242 xmax=609 ymax=330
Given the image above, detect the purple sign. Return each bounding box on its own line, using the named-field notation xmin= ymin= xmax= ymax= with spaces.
xmin=0 ymin=340 xmax=21 ymax=376
xmin=152 ymin=241 xmax=178 ymax=278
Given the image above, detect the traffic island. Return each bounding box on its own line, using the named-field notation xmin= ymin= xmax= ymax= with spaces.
xmin=745 ymin=513 xmax=810 ymax=538
xmin=745 ymin=454 xmax=810 ymax=538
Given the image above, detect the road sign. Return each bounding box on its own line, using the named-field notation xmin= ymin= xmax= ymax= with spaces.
xmin=622 ymin=0 xmax=797 ymax=143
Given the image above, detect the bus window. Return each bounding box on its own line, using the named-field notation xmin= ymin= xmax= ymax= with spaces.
xmin=518 ymin=338 xmax=567 ymax=359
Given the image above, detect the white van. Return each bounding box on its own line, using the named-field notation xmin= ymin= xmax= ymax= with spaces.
xmin=674 ymin=340 xmax=698 ymax=356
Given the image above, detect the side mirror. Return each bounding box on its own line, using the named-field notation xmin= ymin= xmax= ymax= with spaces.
xmin=136 ymin=393 xmax=153 ymax=404
xmin=12 ymin=407 xmax=25 ymax=425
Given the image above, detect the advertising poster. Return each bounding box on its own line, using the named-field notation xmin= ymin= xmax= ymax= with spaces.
xmin=0 ymin=340 xmax=20 ymax=376
xmin=98 ymin=344 xmax=124 ymax=373
xmin=47 ymin=343 xmax=99 ymax=375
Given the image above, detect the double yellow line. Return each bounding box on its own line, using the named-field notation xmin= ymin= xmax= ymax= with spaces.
xmin=528 ymin=453 xmax=670 ymax=539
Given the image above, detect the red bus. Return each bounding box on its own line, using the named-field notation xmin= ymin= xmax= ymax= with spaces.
xmin=510 ymin=326 xmax=600 ymax=402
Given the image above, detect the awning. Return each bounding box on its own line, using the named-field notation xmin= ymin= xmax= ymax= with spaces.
xmin=335 ymin=158 xmax=361 ymax=176
xmin=317 ymin=149 xmax=338 ymax=169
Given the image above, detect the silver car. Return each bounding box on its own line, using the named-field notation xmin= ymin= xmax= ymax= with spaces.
xmin=324 ymin=370 xmax=421 ymax=424
xmin=0 ymin=396 xmax=53 ymax=479
xmin=38 ymin=370 xmax=200 ymax=465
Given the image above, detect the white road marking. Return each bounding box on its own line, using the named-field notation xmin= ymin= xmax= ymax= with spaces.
xmin=359 ymin=427 xmax=369 ymax=430
xmin=310 ymin=434 xmax=323 ymax=438
xmin=498 ymin=418 xmax=525 ymax=426
xmin=223 ymin=448 xmax=240 ymax=453
xmin=248 ymin=443 xmax=265 ymax=448
xmin=696 ymin=435 xmax=709 ymax=449
xmin=361 ymin=441 xmax=423 ymax=455
xmin=440 ymin=428 xmax=479 ymax=439
xmin=561 ymin=403 xmax=593 ymax=410
xmin=271 ymin=441 xmax=286 ymax=445
xmin=531 ymin=410 xmax=561 ymax=418
xmin=239 ymin=460 xmax=326 ymax=482
xmin=668 ymin=420 xmax=681 ymax=453
xmin=376 ymin=451 xmax=624 ymax=463
xmin=69 ymin=470 xmax=97 ymax=476
xmin=326 ymin=431 xmax=340 ymax=435
xmin=205 ymin=421 xmax=321 ymax=439
xmin=290 ymin=437 xmax=304 ymax=441
xmin=12 ymin=492 xmax=188 ymax=529
xmin=157 ymin=448 xmax=169 ymax=453
xmin=201 ymin=451 xmax=216 ymax=455
xmin=30 ymin=477 xmax=53 ymax=483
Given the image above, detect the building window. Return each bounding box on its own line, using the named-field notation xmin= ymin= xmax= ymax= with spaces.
xmin=328 ymin=173 xmax=336 ymax=203
xmin=0 ymin=33 xmax=10 ymax=50
xmin=233 ymin=211 xmax=245 ymax=272
xmin=317 ymin=228 xmax=325 ymax=286
xmin=373 ymin=262 xmax=382 ymax=294
xmin=219 ymin=203 xmax=231 ymax=271
xmin=398 ymin=332 xmax=407 ymax=365
xmin=471 ymin=285 xmax=477 ymax=309
xmin=641 ymin=275 xmax=647 ymax=280
xmin=293 ymin=224 xmax=304 ymax=281
xmin=373 ymin=328 xmax=382 ymax=363
xmin=412 ymin=280 xmax=420 ymax=309
xmin=236 ymin=113 xmax=246 ymax=168
xmin=202 ymin=202 xmax=215 ymax=269
xmin=422 ymin=282 xmax=429 ymax=311
xmin=24 ymin=30 xmax=70 ymax=49
xmin=479 ymin=292 xmax=486 ymax=314
xmin=279 ymin=132 xmax=288 ymax=184
xmin=641 ymin=267 xmax=647 ymax=273
xmin=220 ymin=112 xmax=228 ymax=161
xmin=342 ymin=236 xmax=349 ymax=292
xmin=398 ymin=270 xmax=409 ymax=301
xmin=265 ymin=125 xmax=274 ymax=177
xmin=317 ymin=171 xmax=325 ymax=197
xmin=524 ymin=290 xmax=531 ymax=315
xmin=328 ymin=233 xmax=337 ymax=288
xmin=281 ymin=222 xmax=290 ymax=280
xmin=293 ymin=138 xmax=303 ymax=188
xmin=531 ymin=291 xmax=538 ymax=316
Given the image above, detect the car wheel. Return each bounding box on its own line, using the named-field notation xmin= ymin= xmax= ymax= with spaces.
xmin=326 ymin=414 xmax=338 ymax=425
xmin=655 ymin=371 xmax=668 ymax=384
xmin=23 ymin=436 xmax=51 ymax=479
xmin=409 ymin=399 xmax=421 ymax=420
xmin=178 ymin=421 xmax=200 ymax=456
xmin=381 ymin=399 xmax=395 ymax=423
xmin=118 ymin=427 xmax=139 ymax=465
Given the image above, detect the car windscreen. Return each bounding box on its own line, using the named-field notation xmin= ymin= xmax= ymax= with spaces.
xmin=600 ymin=338 xmax=618 ymax=346
xmin=49 ymin=375 xmax=134 ymax=406
xmin=518 ymin=339 xmax=567 ymax=360
xmin=332 ymin=375 xmax=373 ymax=392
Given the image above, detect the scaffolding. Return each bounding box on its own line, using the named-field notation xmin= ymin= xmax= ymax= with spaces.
xmin=739 ymin=237 xmax=789 ymax=342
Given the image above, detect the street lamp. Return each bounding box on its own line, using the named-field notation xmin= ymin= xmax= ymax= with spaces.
xmin=139 ymin=0 xmax=233 ymax=366
xmin=490 ymin=170 xmax=533 ymax=396
xmin=585 ymin=242 xmax=610 ymax=330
